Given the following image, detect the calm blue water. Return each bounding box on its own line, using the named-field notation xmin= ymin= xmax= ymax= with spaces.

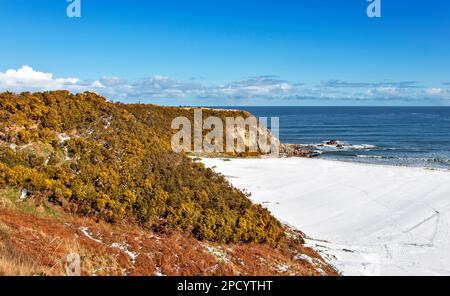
xmin=223 ymin=107 xmax=450 ymax=169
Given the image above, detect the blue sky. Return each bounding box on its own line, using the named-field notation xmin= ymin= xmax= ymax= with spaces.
xmin=0 ymin=0 xmax=449 ymax=105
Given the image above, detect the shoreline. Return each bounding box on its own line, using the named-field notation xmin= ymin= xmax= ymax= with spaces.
xmin=283 ymin=141 xmax=450 ymax=171
xmin=199 ymin=153 xmax=450 ymax=172
xmin=200 ymin=156 xmax=450 ymax=275
xmin=312 ymin=156 xmax=450 ymax=172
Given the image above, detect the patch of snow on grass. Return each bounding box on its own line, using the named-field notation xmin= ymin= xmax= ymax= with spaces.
xmin=58 ymin=133 xmax=71 ymax=143
xmin=293 ymin=252 xmax=327 ymax=275
xmin=293 ymin=253 xmax=314 ymax=265
xmin=79 ymin=227 xmax=102 ymax=244
xmin=111 ymin=242 xmax=139 ymax=264
xmin=204 ymin=245 xmax=230 ymax=263
xmin=276 ymin=263 xmax=289 ymax=273
xmin=155 ymin=267 xmax=165 ymax=276
xmin=19 ymin=188 xmax=28 ymax=200
xmin=104 ymin=116 xmax=112 ymax=129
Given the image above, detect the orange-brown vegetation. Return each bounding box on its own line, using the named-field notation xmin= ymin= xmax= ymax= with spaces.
xmin=0 ymin=202 xmax=337 ymax=276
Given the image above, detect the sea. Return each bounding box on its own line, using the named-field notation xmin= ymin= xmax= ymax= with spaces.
xmin=222 ymin=107 xmax=450 ymax=169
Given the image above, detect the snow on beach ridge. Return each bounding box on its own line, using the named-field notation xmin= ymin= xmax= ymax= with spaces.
xmin=200 ymin=157 xmax=450 ymax=276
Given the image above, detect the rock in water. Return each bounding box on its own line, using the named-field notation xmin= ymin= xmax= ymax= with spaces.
xmin=326 ymin=140 xmax=339 ymax=145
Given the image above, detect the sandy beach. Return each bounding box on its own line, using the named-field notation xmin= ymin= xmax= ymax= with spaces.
xmin=201 ymin=157 xmax=450 ymax=276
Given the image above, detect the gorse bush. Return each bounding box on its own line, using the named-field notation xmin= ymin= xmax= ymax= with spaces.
xmin=0 ymin=91 xmax=283 ymax=244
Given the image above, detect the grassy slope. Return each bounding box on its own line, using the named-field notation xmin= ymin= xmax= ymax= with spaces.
xmin=0 ymin=188 xmax=337 ymax=276
xmin=0 ymin=91 xmax=337 ymax=275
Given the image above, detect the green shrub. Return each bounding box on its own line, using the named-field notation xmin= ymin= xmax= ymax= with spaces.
xmin=0 ymin=91 xmax=284 ymax=244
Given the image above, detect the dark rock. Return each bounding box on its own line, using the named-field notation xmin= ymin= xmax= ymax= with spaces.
xmin=280 ymin=144 xmax=321 ymax=158
xmin=326 ymin=140 xmax=339 ymax=145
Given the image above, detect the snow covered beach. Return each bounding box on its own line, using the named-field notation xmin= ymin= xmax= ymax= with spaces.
xmin=201 ymin=157 xmax=450 ymax=276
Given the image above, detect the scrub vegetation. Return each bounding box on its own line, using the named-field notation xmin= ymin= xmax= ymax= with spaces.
xmin=0 ymin=91 xmax=282 ymax=244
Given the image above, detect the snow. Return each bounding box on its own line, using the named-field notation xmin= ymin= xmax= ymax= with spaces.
xmin=276 ymin=263 xmax=289 ymax=273
xmin=203 ymin=244 xmax=230 ymax=263
xmin=79 ymin=227 xmax=103 ymax=244
xmin=58 ymin=133 xmax=71 ymax=143
xmin=293 ymin=253 xmax=314 ymax=264
xmin=154 ymin=267 xmax=165 ymax=276
xmin=201 ymin=157 xmax=450 ymax=276
xmin=111 ymin=242 xmax=139 ymax=264
xmin=45 ymin=156 xmax=51 ymax=166
xmin=79 ymin=227 xmax=139 ymax=265
xmin=104 ymin=116 xmax=112 ymax=129
xmin=19 ymin=188 xmax=28 ymax=200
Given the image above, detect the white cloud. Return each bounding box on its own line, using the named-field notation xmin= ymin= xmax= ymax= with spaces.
xmin=376 ymin=87 xmax=399 ymax=94
xmin=426 ymin=88 xmax=445 ymax=95
xmin=0 ymin=65 xmax=79 ymax=90
xmin=5 ymin=65 xmax=53 ymax=81
xmin=0 ymin=66 xmax=448 ymax=104
xmin=210 ymin=76 xmax=298 ymax=98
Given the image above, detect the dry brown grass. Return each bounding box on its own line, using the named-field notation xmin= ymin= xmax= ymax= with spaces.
xmin=0 ymin=240 xmax=40 ymax=276
xmin=0 ymin=204 xmax=338 ymax=276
